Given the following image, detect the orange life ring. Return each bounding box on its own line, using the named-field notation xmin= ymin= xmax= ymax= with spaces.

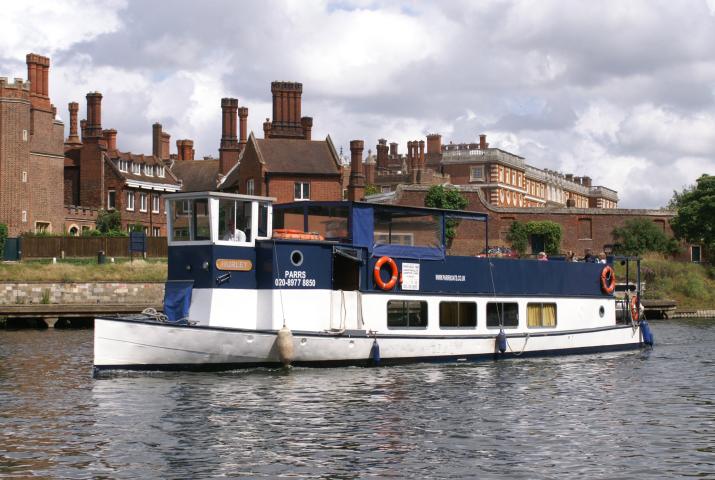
xmin=600 ymin=265 xmax=616 ymax=294
xmin=630 ymin=296 xmax=639 ymax=321
xmin=374 ymin=256 xmax=399 ymax=290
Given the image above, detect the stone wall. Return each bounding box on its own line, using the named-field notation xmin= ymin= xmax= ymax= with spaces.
xmin=0 ymin=282 xmax=164 ymax=305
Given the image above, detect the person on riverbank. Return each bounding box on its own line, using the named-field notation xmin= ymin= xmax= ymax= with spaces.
xmin=584 ymin=249 xmax=596 ymax=263
xmin=537 ymin=251 xmax=548 ymax=261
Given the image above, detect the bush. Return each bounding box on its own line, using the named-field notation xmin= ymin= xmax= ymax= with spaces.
xmin=424 ymin=185 xmax=469 ymax=242
xmin=507 ymin=220 xmax=562 ymax=256
xmin=612 ymin=218 xmax=678 ymax=256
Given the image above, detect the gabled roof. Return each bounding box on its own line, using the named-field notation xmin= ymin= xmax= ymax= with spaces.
xmin=221 ymin=132 xmax=342 ymax=190
xmin=106 ymin=150 xmax=181 ymax=187
xmin=170 ymin=159 xmax=220 ymax=192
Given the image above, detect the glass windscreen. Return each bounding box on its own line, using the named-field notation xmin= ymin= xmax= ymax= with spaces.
xmin=306 ymin=205 xmax=349 ymax=241
xmin=218 ymin=199 xmax=252 ymax=242
xmin=273 ymin=205 xmax=306 ymax=232
xmin=373 ymin=209 xmax=441 ymax=248
xmin=169 ymin=198 xmax=210 ymax=241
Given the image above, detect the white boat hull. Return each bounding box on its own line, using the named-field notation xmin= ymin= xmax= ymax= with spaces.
xmin=94 ymin=317 xmax=644 ymax=371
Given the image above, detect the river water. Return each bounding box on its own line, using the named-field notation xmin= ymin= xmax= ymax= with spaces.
xmin=1 ymin=319 xmax=714 ymax=479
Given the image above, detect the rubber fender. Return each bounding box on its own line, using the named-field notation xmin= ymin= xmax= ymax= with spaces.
xmin=640 ymin=319 xmax=654 ymax=347
xmin=276 ymin=326 xmax=294 ymax=366
xmin=370 ymin=339 xmax=381 ymax=366
xmin=497 ymin=329 xmax=507 ymax=354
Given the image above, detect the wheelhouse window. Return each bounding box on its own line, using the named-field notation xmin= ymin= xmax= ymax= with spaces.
xmin=168 ymin=198 xmax=209 ymax=241
xmin=258 ymin=202 xmax=270 ymax=238
xmin=217 ymin=198 xmax=252 ymax=243
xmin=486 ymin=302 xmax=519 ymax=328
xmin=126 ymin=191 xmax=135 ymax=211
xmin=440 ymin=301 xmax=477 ymax=328
xmin=387 ymin=300 xmax=428 ymax=328
xmin=294 ymin=182 xmax=310 ymax=201
xmin=527 ymin=303 xmax=557 ymax=328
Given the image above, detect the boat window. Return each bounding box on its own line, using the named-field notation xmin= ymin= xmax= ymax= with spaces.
xmin=486 ymin=302 xmax=519 ymax=328
xmin=169 ymin=198 xmax=209 ymax=241
xmin=439 ymin=301 xmax=477 ymax=328
xmin=374 ymin=210 xmax=440 ymax=248
xmin=218 ymin=199 xmax=252 ymax=242
xmin=258 ymin=202 xmax=269 ymax=238
xmin=306 ymin=205 xmax=349 ymax=241
xmin=273 ymin=205 xmax=305 ymax=232
xmin=193 ymin=198 xmax=210 ymax=240
xmin=527 ymin=303 xmax=557 ymax=328
xmin=387 ymin=300 xmax=428 ymax=328
xmin=169 ymin=199 xmax=191 ymax=241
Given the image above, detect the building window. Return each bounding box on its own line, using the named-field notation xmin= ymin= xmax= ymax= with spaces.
xmin=118 ymin=159 xmax=128 ymax=172
xmin=35 ymin=222 xmax=50 ymax=234
xmin=439 ymin=301 xmax=477 ymax=328
xmin=152 ymin=195 xmax=160 ymax=213
xmin=294 ymin=182 xmax=310 ymax=200
xmin=387 ymin=300 xmax=428 ymax=328
xmin=152 ymin=227 xmax=161 ymax=237
xmin=22 ymin=130 xmax=28 ymax=141
xmin=22 ymin=171 xmax=27 ymax=182
xmin=126 ymin=191 xmax=135 ymax=211
xmin=156 ymin=166 xmax=165 ymax=177
xmin=691 ymin=245 xmax=702 ymax=263
xmin=527 ymin=303 xmax=557 ymax=328
xmin=139 ymin=193 xmax=148 ymax=212
xmin=132 ymin=162 xmax=141 ymax=175
xmin=486 ymin=302 xmax=519 ymax=328
xmin=578 ymin=218 xmax=592 ymax=240
xmin=144 ymin=164 xmax=154 ymax=177
xmin=22 ymin=211 xmax=27 ymax=223
xmin=469 ymin=166 xmax=484 ymax=182
xmin=108 ymin=190 xmax=116 ymax=210
xmin=246 ymin=178 xmax=255 ymax=195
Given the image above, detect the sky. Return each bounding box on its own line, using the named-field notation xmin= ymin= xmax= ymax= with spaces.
xmin=2 ymin=0 xmax=715 ymax=208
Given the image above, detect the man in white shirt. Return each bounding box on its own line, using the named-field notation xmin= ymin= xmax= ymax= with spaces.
xmin=223 ymin=218 xmax=246 ymax=242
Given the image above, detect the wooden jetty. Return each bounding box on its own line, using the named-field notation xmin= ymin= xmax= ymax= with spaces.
xmin=0 ymin=304 xmax=162 ymax=328
xmin=641 ymin=299 xmax=677 ymax=319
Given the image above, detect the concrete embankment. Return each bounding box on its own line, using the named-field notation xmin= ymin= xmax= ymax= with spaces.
xmin=671 ymin=309 xmax=715 ymax=319
xmin=0 ymin=282 xmax=164 ymax=328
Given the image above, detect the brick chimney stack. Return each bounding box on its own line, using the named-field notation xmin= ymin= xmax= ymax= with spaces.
xmin=348 ymin=140 xmax=365 ymax=202
xmin=268 ymin=81 xmax=306 ymax=139
xmin=176 ymin=140 xmax=195 ymax=161
xmin=301 ymin=116 xmax=313 ymax=141
xmin=409 ymin=141 xmax=418 ymax=183
xmin=238 ymin=106 xmax=248 ymax=149
xmin=219 ymin=98 xmax=240 ymax=175
xmin=80 ymin=119 xmax=87 ymax=142
xmin=85 ymin=92 xmax=103 ymax=139
xmin=161 ymin=131 xmax=170 ymax=160
xmin=66 ymin=102 xmax=81 ymax=145
xmin=426 ymin=134 xmax=442 ymax=155
xmin=103 ymin=129 xmax=117 ymax=151
xmin=389 ymin=142 xmax=398 ymax=157
xmin=418 ymin=140 xmax=425 ymax=169
xmin=26 ymin=53 xmax=51 ymax=111
xmin=263 ymin=118 xmax=272 ymax=138
xmin=479 ymin=134 xmax=488 ymax=149
xmin=376 ymin=139 xmax=389 ymax=172
xmin=152 ymin=123 xmax=162 ymax=158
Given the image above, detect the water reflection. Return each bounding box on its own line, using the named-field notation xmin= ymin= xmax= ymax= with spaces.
xmin=1 ymin=321 xmax=714 ymax=478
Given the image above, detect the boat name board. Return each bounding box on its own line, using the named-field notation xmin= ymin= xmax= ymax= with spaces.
xmin=401 ymin=263 xmax=420 ymax=291
xmin=215 ymin=259 xmax=253 ymax=271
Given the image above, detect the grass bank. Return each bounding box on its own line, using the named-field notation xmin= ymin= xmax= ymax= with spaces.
xmin=617 ymin=255 xmax=715 ymax=309
xmin=0 ymin=258 xmax=167 ymax=282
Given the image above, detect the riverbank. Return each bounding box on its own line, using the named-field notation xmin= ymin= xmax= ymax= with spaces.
xmin=0 ymin=258 xmax=167 ymax=282
xmin=638 ymin=256 xmax=715 ymax=309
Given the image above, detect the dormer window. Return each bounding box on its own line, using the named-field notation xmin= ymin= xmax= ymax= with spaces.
xmin=156 ymin=166 xmax=165 ymax=177
xmin=132 ymin=162 xmax=141 ymax=175
xmin=144 ymin=164 xmax=154 ymax=177
xmin=118 ymin=159 xmax=128 ymax=172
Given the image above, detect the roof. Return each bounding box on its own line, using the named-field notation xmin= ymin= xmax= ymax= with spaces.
xmin=107 ymin=151 xmax=181 ymax=187
xmin=170 ymin=159 xmax=220 ymax=192
xmin=221 ymin=133 xmax=342 ymax=190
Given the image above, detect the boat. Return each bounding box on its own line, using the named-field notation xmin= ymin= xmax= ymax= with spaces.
xmin=93 ymin=191 xmax=653 ymax=373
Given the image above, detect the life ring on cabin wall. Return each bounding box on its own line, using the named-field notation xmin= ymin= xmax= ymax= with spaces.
xmin=630 ymin=296 xmax=639 ymax=321
xmin=374 ymin=256 xmax=399 ymax=290
xmin=600 ymin=265 xmax=616 ymax=294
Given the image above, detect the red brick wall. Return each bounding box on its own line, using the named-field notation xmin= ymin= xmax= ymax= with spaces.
xmin=79 ymin=141 xmax=104 ymax=207
xmin=268 ymin=176 xmax=342 ymax=203
xmin=28 ymin=110 xmax=65 ymax=233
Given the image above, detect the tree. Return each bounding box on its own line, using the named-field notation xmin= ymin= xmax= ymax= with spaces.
xmin=612 ymin=218 xmax=679 ymax=256
xmin=364 ymin=184 xmax=380 ymax=196
xmin=96 ymin=209 xmax=122 ymax=234
xmin=424 ymin=185 xmax=469 ymax=242
xmin=670 ymin=174 xmax=715 ymax=256
xmin=507 ymin=220 xmax=562 ymax=256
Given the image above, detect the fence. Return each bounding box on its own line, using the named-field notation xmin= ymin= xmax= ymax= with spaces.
xmin=19 ymin=236 xmax=168 ymax=258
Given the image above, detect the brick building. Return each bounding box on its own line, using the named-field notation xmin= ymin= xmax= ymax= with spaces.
xmin=0 ymin=54 xmax=65 ymax=236
xmin=63 ymin=93 xmax=181 ymax=236
xmin=220 ymin=82 xmax=343 ymax=203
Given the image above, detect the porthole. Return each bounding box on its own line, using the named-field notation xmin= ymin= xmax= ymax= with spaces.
xmin=599 ymin=306 xmax=605 ymax=318
xmin=290 ymin=250 xmax=304 ymax=267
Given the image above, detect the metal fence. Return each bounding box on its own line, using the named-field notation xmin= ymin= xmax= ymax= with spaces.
xmin=19 ymin=236 xmax=168 ymax=258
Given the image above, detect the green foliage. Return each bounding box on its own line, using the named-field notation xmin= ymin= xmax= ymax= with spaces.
xmin=0 ymin=223 xmax=7 ymax=258
xmin=670 ymin=174 xmax=715 ymax=258
xmin=611 ymin=218 xmax=679 ymax=256
xmin=96 ymin=209 xmax=122 ymax=235
xmin=364 ymin=184 xmax=380 ymax=196
xmin=635 ymin=256 xmax=715 ymax=308
xmin=506 ymin=220 xmax=562 ymax=255
xmin=424 ymin=185 xmax=469 ymax=242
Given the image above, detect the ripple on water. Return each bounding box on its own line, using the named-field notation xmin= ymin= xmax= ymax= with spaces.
xmin=1 ymin=321 xmax=715 ymax=479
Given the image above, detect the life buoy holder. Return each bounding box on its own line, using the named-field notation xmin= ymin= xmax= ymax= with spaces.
xmin=600 ymin=265 xmax=616 ymax=294
xmin=374 ymin=256 xmax=399 ymax=290
xmin=630 ymin=296 xmax=639 ymax=321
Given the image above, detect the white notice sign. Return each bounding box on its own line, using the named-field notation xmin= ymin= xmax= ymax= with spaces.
xmin=401 ymin=262 xmax=420 ymax=291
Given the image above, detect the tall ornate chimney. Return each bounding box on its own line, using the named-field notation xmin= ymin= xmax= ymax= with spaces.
xmin=347 ymin=140 xmax=365 ymax=202
xmin=219 ymin=98 xmax=240 ymax=174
